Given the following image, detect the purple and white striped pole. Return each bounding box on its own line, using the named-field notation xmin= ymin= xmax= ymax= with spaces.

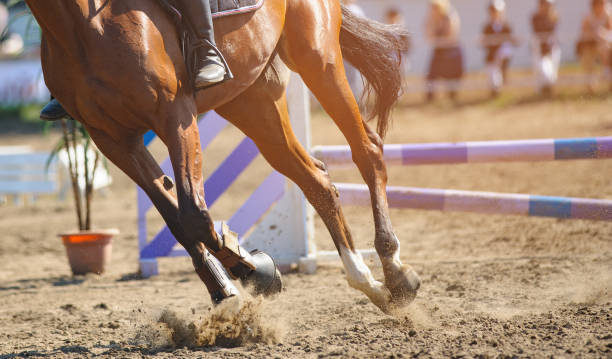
xmin=313 ymin=137 xmax=612 ymax=167
xmin=336 ymin=183 xmax=612 ymax=221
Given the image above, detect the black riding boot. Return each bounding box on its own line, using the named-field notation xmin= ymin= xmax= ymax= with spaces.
xmin=40 ymin=97 xmax=68 ymax=121
xmin=174 ymin=0 xmax=228 ymax=89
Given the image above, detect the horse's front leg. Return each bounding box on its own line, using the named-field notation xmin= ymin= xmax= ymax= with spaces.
xmin=160 ymin=106 xmax=281 ymax=298
xmin=85 ymin=125 xmax=238 ymax=303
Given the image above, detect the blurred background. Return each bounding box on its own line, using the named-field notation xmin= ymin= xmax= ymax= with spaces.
xmin=3 ymin=0 xmax=612 ymax=112
xmin=0 ymin=1 xmax=611 ymax=357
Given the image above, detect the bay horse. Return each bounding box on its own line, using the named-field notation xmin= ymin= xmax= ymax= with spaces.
xmin=25 ymin=0 xmax=420 ymax=313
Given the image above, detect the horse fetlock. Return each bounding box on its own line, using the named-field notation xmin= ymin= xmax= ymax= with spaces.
xmin=339 ymin=246 xmax=392 ymax=311
xmin=349 ymin=278 xmax=392 ymax=313
xmin=375 ymin=235 xmax=399 ymax=259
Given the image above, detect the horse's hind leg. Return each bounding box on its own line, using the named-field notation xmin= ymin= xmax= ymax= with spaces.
xmin=84 ymin=125 xmax=238 ymax=303
xmin=281 ymin=0 xmax=420 ymax=306
xmin=216 ymin=59 xmax=392 ymax=311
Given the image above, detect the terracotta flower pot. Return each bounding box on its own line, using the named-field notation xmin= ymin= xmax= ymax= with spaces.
xmin=59 ymin=229 xmax=119 ymax=275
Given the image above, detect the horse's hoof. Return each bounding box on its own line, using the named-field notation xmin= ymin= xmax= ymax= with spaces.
xmin=386 ymin=265 xmax=420 ymax=306
xmin=241 ymin=250 xmax=282 ymax=296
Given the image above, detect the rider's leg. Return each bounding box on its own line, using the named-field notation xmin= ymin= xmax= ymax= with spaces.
xmin=174 ymin=0 xmax=228 ymax=89
xmin=40 ymin=97 xmax=68 ymax=121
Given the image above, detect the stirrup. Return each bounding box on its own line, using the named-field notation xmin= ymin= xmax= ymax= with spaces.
xmin=190 ymin=39 xmax=233 ymax=84
xmin=40 ymin=99 xmax=68 ymax=121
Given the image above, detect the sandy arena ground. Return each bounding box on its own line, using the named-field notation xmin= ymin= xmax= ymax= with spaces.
xmin=1 ymin=88 xmax=611 ymax=358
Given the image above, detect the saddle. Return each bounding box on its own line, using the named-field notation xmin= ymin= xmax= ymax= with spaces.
xmin=158 ymin=0 xmax=264 ymax=86
xmin=160 ymin=0 xmax=264 ymax=20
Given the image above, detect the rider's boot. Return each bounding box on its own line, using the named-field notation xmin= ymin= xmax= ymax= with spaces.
xmin=40 ymin=98 xmax=68 ymax=121
xmin=176 ymin=0 xmax=228 ymax=89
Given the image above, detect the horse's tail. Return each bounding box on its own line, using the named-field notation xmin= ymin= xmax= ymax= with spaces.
xmin=339 ymin=5 xmax=410 ymax=139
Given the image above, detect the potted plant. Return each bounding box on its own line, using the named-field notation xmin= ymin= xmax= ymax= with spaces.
xmin=48 ymin=118 xmax=118 ymax=275
xmin=7 ymin=0 xmax=116 ymax=274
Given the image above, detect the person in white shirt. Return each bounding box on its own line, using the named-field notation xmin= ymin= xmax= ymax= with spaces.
xmin=0 ymin=2 xmax=23 ymax=58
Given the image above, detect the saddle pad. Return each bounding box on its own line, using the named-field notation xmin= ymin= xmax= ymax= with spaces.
xmin=210 ymin=0 xmax=264 ymax=18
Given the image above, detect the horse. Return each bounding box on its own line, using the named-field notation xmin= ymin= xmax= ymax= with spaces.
xmin=25 ymin=0 xmax=420 ymax=313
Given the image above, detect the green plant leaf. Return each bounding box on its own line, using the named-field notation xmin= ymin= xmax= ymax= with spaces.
xmin=7 ymin=0 xmax=25 ymax=8
xmin=45 ymin=138 xmax=65 ymax=174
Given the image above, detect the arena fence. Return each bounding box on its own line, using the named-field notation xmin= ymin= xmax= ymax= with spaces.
xmin=311 ymin=136 xmax=612 ymax=222
xmin=302 ymin=137 xmax=612 ymax=271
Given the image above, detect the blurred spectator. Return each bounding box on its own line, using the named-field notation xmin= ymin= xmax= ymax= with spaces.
xmin=0 ymin=2 xmax=24 ymax=58
xmin=424 ymin=0 xmax=464 ymax=103
xmin=344 ymin=0 xmax=365 ymax=18
xmin=386 ymin=8 xmax=403 ymax=25
xmin=0 ymin=2 xmax=5 ymax=32
xmin=385 ymin=8 xmax=411 ymax=75
xmin=1 ymin=2 xmax=8 ymax=51
xmin=531 ymin=0 xmax=560 ymax=96
xmin=480 ymin=0 xmax=518 ymax=97
xmin=343 ymin=0 xmax=365 ymax=99
xmin=577 ymin=0 xmax=612 ymax=92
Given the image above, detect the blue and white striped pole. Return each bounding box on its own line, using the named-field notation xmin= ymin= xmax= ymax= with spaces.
xmin=313 ymin=137 xmax=612 ymax=167
xmin=336 ymin=183 xmax=612 ymax=222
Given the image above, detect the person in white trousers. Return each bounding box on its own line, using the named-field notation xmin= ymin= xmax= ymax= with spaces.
xmin=531 ymin=0 xmax=560 ymax=96
xmin=480 ymin=0 xmax=518 ymax=98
